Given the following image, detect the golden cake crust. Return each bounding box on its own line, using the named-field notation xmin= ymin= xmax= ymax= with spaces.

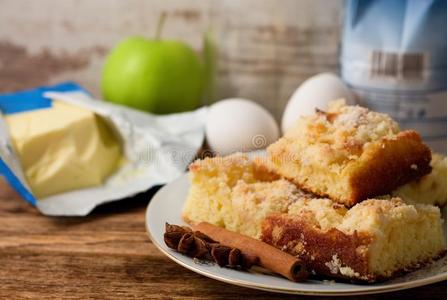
xmin=268 ymin=101 xmax=432 ymax=207
xmin=261 ymin=198 xmax=446 ymax=282
xmin=262 ymin=214 xmax=446 ymax=282
xmin=346 ymin=130 xmax=432 ymax=205
xmin=262 ymin=213 xmax=374 ymax=281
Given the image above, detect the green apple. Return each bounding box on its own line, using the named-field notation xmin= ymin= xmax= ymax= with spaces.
xmin=101 ymin=36 xmax=205 ymax=114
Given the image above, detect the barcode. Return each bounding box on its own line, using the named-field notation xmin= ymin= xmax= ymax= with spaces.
xmin=370 ymin=51 xmax=425 ymax=80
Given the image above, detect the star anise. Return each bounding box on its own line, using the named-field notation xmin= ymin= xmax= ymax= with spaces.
xmin=164 ymin=223 xmax=259 ymax=270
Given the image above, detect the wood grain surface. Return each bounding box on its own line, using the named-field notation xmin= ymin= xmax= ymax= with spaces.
xmin=0 ymin=0 xmax=342 ymax=119
xmin=0 ymin=178 xmax=446 ymax=300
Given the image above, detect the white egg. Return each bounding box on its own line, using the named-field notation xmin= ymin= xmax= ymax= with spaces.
xmin=206 ymin=98 xmax=280 ymax=155
xmin=281 ymin=73 xmax=355 ymax=133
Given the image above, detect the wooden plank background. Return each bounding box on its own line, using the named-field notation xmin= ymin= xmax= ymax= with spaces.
xmin=0 ymin=0 xmax=343 ymax=119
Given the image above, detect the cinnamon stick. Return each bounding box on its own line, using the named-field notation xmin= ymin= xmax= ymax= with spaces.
xmin=164 ymin=223 xmax=259 ymax=270
xmin=193 ymin=222 xmax=308 ymax=282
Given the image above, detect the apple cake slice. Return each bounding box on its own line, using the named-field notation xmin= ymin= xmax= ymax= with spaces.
xmin=267 ymin=100 xmax=432 ymax=207
xmin=182 ymin=153 xmax=280 ymax=228
xmin=262 ymin=198 xmax=446 ymax=282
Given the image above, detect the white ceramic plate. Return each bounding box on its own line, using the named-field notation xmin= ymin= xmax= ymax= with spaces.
xmin=145 ymin=174 xmax=447 ymax=296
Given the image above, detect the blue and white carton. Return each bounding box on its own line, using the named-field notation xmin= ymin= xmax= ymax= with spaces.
xmin=341 ymin=0 xmax=447 ymax=153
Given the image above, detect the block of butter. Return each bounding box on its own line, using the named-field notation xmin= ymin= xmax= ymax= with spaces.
xmin=0 ymin=82 xmax=207 ymax=216
xmin=5 ymin=101 xmax=122 ymax=198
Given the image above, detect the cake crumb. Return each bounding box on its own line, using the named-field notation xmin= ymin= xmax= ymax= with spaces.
xmin=324 ymin=255 xmax=360 ymax=278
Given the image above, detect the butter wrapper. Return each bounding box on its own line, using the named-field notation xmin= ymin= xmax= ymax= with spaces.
xmin=0 ymin=83 xmax=207 ymax=216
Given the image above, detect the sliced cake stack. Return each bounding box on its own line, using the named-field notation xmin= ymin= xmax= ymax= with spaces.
xmin=183 ymin=100 xmax=446 ymax=282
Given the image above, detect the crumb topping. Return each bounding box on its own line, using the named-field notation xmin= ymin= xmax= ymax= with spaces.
xmin=284 ymin=99 xmax=400 ymax=167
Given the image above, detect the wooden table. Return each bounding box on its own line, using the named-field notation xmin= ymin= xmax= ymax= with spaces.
xmin=0 ymin=181 xmax=446 ymax=300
